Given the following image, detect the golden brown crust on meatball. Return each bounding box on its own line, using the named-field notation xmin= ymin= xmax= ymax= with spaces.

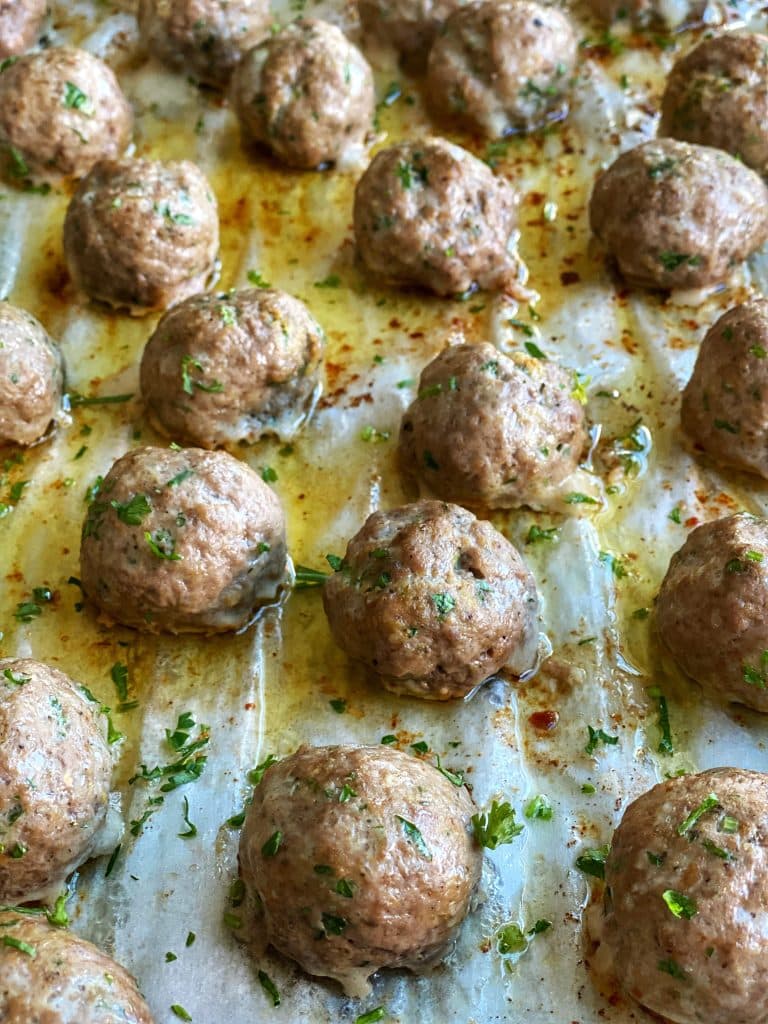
xmin=0 ymin=302 xmax=63 ymax=447
xmin=0 ymin=0 xmax=46 ymax=59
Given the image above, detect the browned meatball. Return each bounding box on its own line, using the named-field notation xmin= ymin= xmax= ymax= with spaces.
xmin=321 ymin=499 xmax=540 ymax=699
xmin=239 ymin=744 xmax=482 ymax=997
xmin=598 ymin=768 xmax=768 ymax=1024
xmin=230 ymin=20 xmax=375 ymax=170
xmin=0 ymin=0 xmax=46 ymax=58
xmin=80 ymin=446 xmax=287 ymax=633
xmin=660 ymin=32 xmax=768 ymax=177
xmin=589 ymin=139 xmax=768 ymax=291
xmin=588 ymin=0 xmax=706 ymax=26
xmin=353 ymin=138 xmax=527 ymax=297
xmin=140 ymin=288 xmax=325 ymax=448
xmin=681 ymin=299 xmax=768 ymax=478
xmin=426 ymin=0 xmax=578 ymax=137
xmin=0 ymin=659 xmax=114 ymax=904
xmin=0 ymin=911 xmax=155 ymax=1023
xmin=0 ymin=302 xmax=63 ymax=446
xmin=0 ymin=47 xmax=133 ymax=184
xmin=656 ymin=513 xmax=768 ymax=712
xmin=63 ymin=157 xmax=219 ymax=313
xmin=399 ymin=342 xmax=588 ymax=510
xmin=358 ymin=0 xmax=463 ymax=64
xmin=138 ymin=0 xmax=270 ymax=87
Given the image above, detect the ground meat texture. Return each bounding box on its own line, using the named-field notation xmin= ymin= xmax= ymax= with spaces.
xmin=0 ymin=302 xmax=63 ymax=446
xmin=63 ymin=157 xmax=219 ymax=313
xmin=589 ymin=139 xmax=768 ymax=291
xmin=0 ymin=0 xmax=46 ymax=58
xmin=587 ymin=0 xmax=707 ymax=27
xmin=231 ymin=19 xmax=375 ymax=171
xmin=321 ymin=499 xmax=539 ymax=699
xmin=79 ymin=446 xmax=287 ymax=633
xmin=599 ymin=768 xmax=768 ymax=1024
xmin=140 ymin=288 xmax=325 ymax=448
xmin=681 ymin=300 xmax=768 ymax=479
xmin=659 ymin=32 xmax=768 ymax=178
xmin=398 ymin=342 xmax=588 ymax=510
xmin=0 ymin=659 xmax=113 ymax=904
xmin=0 ymin=911 xmax=155 ymax=1023
xmin=426 ymin=1 xmax=578 ymax=137
xmin=353 ymin=137 xmax=526 ymax=297
xmin=656 ymin=513 xmax=768 ymax=712
xmin=239 ymin=744 xmax=481 ymax=997
xmin=0 ymin=47 xmax=133 ymax=184
xmin=358 ymin=0 xmax=463 ymax=64
xmin=138 ymin=0 xmax=270 ymax=88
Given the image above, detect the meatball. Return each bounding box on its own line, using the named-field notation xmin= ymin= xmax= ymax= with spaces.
xmin=239 ymin=744 xmax=481 ymax=997
xmin=0 ymin=911 xmax=155 ymax=1023
xmin=0 ymin=302 xmax=63 ymax=447
xmin=398 ymin=342 xmax=588 ymax=510
xmin=140 ymin=288 xmax=324 ymax=448
xmin=63 ymin=157 xmax=219 ymax=313
xmin=587 ymin=0 xmax=705 ymax=26
xmin=426 ymin=1 xmax=578 ymax=137
xmin=80 ymin=446 xmax=287 ymax=633
xmin=0 ymin=0 xmax=46 ymax=58
xmin=353 ymin=138 xmax=527 ymax=298
xmin=659 ymin=32 xmax=768 ymax=178
xmin=138 ymin=0 xmax=270 ymax=88
xmin=656 ymin=513 xmax=768 ymax=712
xmin=358 ymin=0 xmax=463 ymax=64
xmin=0 ymin=47 xmax=133 ymax=184
xmin=230 ymin=20 xmax=374 ymax=170
xmin=681 ymin=299 xmax=768 ymax=478
xmin=598 ymin=768 xmax=768 ymax=1024
xmin=589 ymin=139 xmax=768 ymax=291
xmin=0 ymin=659 xmax=114 ymax=904
xmin=321 ymin=499 xmax=539 ymax=699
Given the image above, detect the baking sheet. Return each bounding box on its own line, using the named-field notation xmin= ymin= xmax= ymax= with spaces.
xmin=2 ymin=1 xmax=768 ymax=1021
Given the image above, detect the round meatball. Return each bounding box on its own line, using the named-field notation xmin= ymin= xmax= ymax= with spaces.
xmin=230 ymin=20 xmax=374 ymax=170
xmin=0 ymin=302 xmax=63 ymax=446
xmin=660 ymin=32 xmax=768 ymax=178
xmin=589 ymin=139 xmax=768 ymax=291
xmin=0 ymin=659 xmax=113 ymax=904
xmin=681 ymin=299 xmax=768 ymax=478
xmin=0 ymin=47 xmax=133 ymax=184
xmin=426 ymin=1 xmax=578 ymax=137
xmin=358 ymin=0 xmax=463 ymax=64
xmin=0 ymin=0 xmax=46 ymax=58
xmin=138 ymin=0 xmax=270 ymax=88
xmin=63 ymin=157 xmax=219 ymax=313
xmin=80 ymin=446 xmax=287 ymax=633
xmin=599 ymin=768 xmax=768 ymax=1024
xmin=140 ymin=288 xmax=325 ymax=448
xmin=587 ymin=0 xmax=706 ymax=27
xmin=322 ymin=499 xmax=540 ymax=699
xmin=0 ymin=911 xmax=155 ymax=1023
xmin=353 ymin=137 xmax=527 ymax=298
xmin=656 ymin=513 xmax=768 ymax=712
xmin=239 ymin=744 xmax=482 ymax=997
xmin=399 ymin=342 xmax=588 ymax=510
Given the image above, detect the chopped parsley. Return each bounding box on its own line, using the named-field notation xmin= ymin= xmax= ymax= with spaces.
xmin=356 ymin=1009 xmax=386 ymax=1024
xmin=658 ymin=958 xmax=687 ymax=981
xmin=564 ymin=492 xmax=599 ymax=505
xmin=575 ymin=844 xmax=609 ymax=879
xmin=677 ymin=793 xmax=719 ymax=836
xmin=585 ymin=726 xmax=618 ymax=756
xmin=329 ymin=698 xmax=347 ymax=714
xmin=321 ymin=912 xmax=347 ymax=935
xmin=171 ymin=1006 xmax=192 ymax=1022
xmin=432 ymin=592 xmax=455 ymax=619
xmin=178 ymin=795 xmax=197 ymax=838
xmin=1 ymin=935 xmax=35 ymax=957
xmin=145 ymin=529 xmax=181 ymax=561
xmin=662 ymin=889 xmax=697 ymax=919
xmin=111 ymin=493 xmax=151 ymax=525
xmin=647 ymin=686 xmax=673 ymax=754
xmin=261 ymin=830 xmax=282 ymax=857
xmin=524 ymin=794 xmax=553 ymax=821
xmin=471 ymin=800 xmax=524 ymax=850
xmin=180 ymin=355 xmax=224 ymax=396
xmin=293 ymin=564 xmax=328 ymax=588
xmin=395 ymin=815 xmax=432 ymax=860
xmin=63 ymin=81 xmax=92 ymax=112
xmin=526 ymin=525 xmax=558 ymax=544
xmin=258 ymin=970 xmax=280 ymax=1006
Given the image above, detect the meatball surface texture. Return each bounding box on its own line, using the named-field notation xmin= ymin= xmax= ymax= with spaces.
xmin=600 ymin=768 xmax=768 ymax=1024
xmin=589 ymin=139 xmax=768 ymax=291
xmin=0 ymin=659 xmax=113 ymax=904
xmin=353 ymin=137 xmax=527 ymax=297
xmin=399 ymin=342 xmax=588 ymax=509
xmin=0 ymin=0 xmax=46 ymax=58
xmin=588 ymin=0 xmax=707 ymax=26
xmin=140 ymin=288 xmax=325 ymax=447
xmin=681 ymin=299 xmax=768 ymax=478
xmin=63 ymin=158 xmax=219 ymax=313
xmin=0 ymin=47 xmax=133 ymax=183
xmin=426 ymin=0 xmax=578 ymax=136
xmin=231 ymin=19 xmax=374 ymax=169
xmin=656 ymin=513 xmax=768 ymax=711
xmin=80 ymin=446 xmax=287 ymax=633
xmin=0 ymin=302 xmax=63 ymax=446
xmin=239 ymin=744 xmax=482 ymax=996
xmin=322 ymin=499 xmax=540 ymax=699
xmin=660 ymin=31 xmax=768 ymax=177
xmin=138 ymin=0 xmax=270 ymax=86
xmin=0 ymin=911 xmax=155 ymax=1023
xmin=358 ymin=0 xmax=464 ymax=62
